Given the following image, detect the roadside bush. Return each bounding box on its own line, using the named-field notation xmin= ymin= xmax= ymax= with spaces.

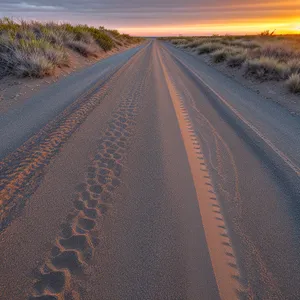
xmin=171 ymin=39 xmax=189 ymax=46
xmin=258 ymin=43 xmax=299 ymax=60
xmin=197 ymin=42 xmax=223 ymax=54
xmin=0 ymin=34 xmax=68 ymax=77
xmin=244 ymin=57 xmax=290 ymax=80
xmin=231 ymin=39 xmax=261 ymax=49
xmin=63 ymin=24 xmax=114 ymax=51
xmin=211 ymin=49 xmax=228 ymax=63
xmin=66 ymin=40 xmax=98 ymax=57
xmin=227 ymin=52 xmax=247 ymax=68
xmin=287 ymin=59 xmax=300 ymax=74
xmin=286 ymin=73 xmax=300 ymax=93
xmin=184 ymin=39 xmax=203 ymax=49
xmin=0 ymin=49 xmax=55 ymax=77
xmin=87 ymin=27 xmax=114 ymax=51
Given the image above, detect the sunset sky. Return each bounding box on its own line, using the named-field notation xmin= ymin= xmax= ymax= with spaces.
xmin=0 ymin=0 xmax=299 ymax=36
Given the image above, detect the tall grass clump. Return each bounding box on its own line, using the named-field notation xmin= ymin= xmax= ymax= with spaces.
xmin=63 ymin=24 xmax=114 ymax=51
xmin=197 ymin=42 xmax=223 ymax=54
xmin=183 ymin=39 xmax=204 ymax=49
xmin=244 ymin=57 xmax=290 ymax=80
xmin=171 ymin=38 xmax=189 ymax=46
xmin=287 ymin=59 xmax=300 ymax=74
xmin=211 ymin=49 xmax=228 ymax=63
xmin=227 ymin=52 xmax=247 ymax=68
xmin=66 ymin=40 xmax=98 ymax=57
xmin=286 ymin=73 xmax=300 ymax=93
xmin=258 ymin=43 xmax=300 ymax=60
xmin=211 ymin=46 xmax=244 ymax=63
xmin=230 ymin=39 xmax=261 ymax=49
xmin=0 ymin=32 xmax=68 ymax=77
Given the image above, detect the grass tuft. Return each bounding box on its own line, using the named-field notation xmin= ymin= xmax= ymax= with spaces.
xmin=227 ymin=52 xmax=247 ymax=68
xmin=211 ymin=49 xmax=228 ymax=63
xmin=197 ymin=42 xmax=223 ymax=54
xmin=286 ymin=73 xmax=300 ymax=93
xmin=244 ymin=57 xmax=289 ymax=80
xmin=66 ymin=40 xmax=98 ymax=57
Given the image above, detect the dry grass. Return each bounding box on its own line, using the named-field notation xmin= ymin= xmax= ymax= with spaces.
xmin=227 ymin=52 xmax=247 ymax=68
xmin=244 ymin=57 xmax=289 ymax=80
xmin=197 ymin=42 xmax=223 ymax=54
xmin=286 ymin=74 xmax=300 ymax=93
xmin=0 ymin=18 xmax=143 ymax=78
xmin=66 ymin=40 xmax=98 ymax=57
xmin=165 ymin=34 xmax=300 ymax=94
xmin=211 ymin=49 xmax=228 ymax=63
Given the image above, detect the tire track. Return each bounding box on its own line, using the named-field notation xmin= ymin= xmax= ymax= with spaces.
xmin=0 ymin=44 xmax=150 ymax=233
xmin=157 ymin=44 xmax=243 ymax=300
xmin=160 ymin=43 xmax=285 ymax=299
xmin=28 ymin=47 xmax=152 ymax=300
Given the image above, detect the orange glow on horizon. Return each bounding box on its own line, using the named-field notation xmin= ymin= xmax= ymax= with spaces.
xmin=119 ymin=18 xmax=300 ymax=37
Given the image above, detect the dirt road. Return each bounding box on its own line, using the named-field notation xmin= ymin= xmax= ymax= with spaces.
xmin=0 ymin=40 xmax=300 ymax=300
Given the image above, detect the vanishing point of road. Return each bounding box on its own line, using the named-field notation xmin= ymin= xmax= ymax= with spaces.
xmin=0 ymin=40 xmax=300 ymax=300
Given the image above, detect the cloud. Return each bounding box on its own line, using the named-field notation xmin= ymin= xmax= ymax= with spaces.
xmin=0 ymin=0 xmax=298 ymax=35
xmin=10 ymin=2 xmax=62 ymax=10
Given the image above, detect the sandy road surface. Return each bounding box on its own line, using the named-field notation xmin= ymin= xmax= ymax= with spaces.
xmin=0 ymin=40 xmax=300 ymax=300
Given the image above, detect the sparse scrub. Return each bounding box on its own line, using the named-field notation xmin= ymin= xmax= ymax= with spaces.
xmin=184 ymin=39 xmax=203 ymax=49
xmin=197 ymin=42 xmax=223 ymax=54
xmin=244 ymin=57 xmax=290 ymax=80
xmin=171 ymin=38 xmax=189 ymax=46
xmin=260 ymin=30 xmax=276 ymax=36
xmin=231 ymin=40 xmax=261 ymax=49
xmin=258 ymin=43 xmax=300 ymax=60
xmin=0 ymin=18 xmax=142 ymax=78
xmin=165 ymin=34 xmax=300 ymax=94
xmin=287 ymin=59 xmax=300 ymax=74
xmin=66 ymin=40 xmax=98 ymax=57
xmin=286 ymin=73 xmax=300 ymax=93
xmin=227 ymin=52 xmax=247 ymax=68
xmin=211 ymin=49 xmax=228 ymax=63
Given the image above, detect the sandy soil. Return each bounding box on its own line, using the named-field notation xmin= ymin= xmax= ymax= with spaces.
xmin=0 ymin=45 xmax=136 ymax=112
xmin=1 ymin=40 xmax=300 ymax=300
xmin=179 ymin=47 xmax=300 ymax=115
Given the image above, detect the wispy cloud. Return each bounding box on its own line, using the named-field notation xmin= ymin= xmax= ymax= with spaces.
xmin=8 ymin=2 xmax=62 ymax=10
xmin=0 ymin=0 xmax=298 ymax=35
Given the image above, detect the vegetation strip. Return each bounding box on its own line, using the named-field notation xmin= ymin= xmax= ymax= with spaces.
xmin=0 ymin=18 xmax=143 ymax=78
xmin=161 ymin=34 xmax=300 ymax=95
